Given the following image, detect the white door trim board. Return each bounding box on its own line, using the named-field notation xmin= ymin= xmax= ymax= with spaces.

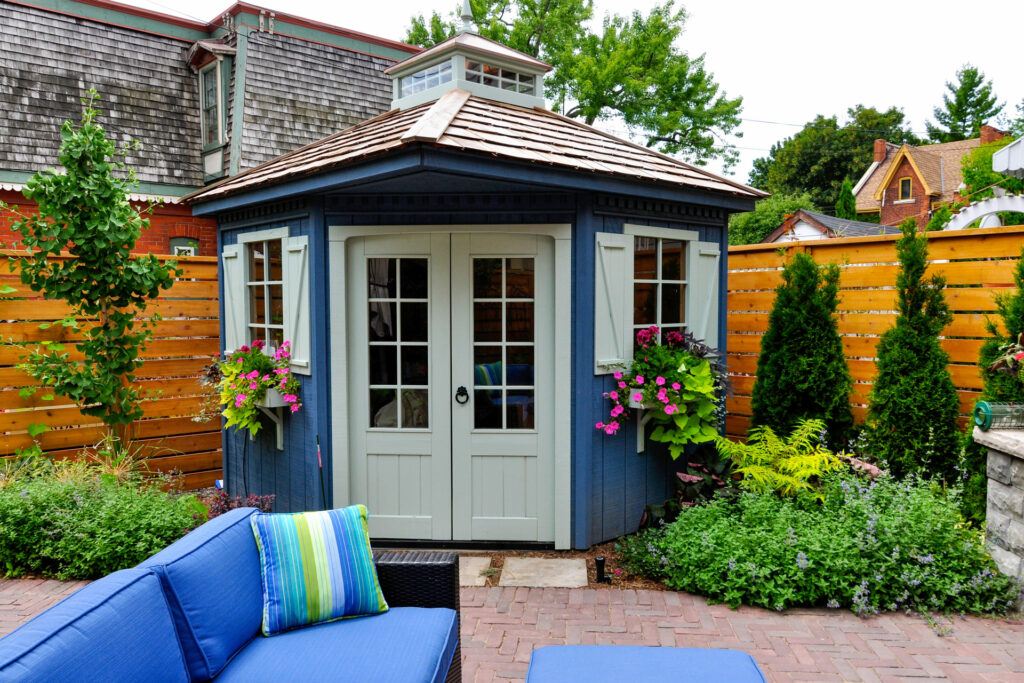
xmin=328 ymin=224 xmax=572 ymax=548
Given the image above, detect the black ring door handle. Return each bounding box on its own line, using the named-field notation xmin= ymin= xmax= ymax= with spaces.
xmin=455 ymin=386 xmax=470 ymax=405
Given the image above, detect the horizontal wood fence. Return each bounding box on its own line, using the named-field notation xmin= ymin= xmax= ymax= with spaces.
xmin=725 ymin=225 xmax=1024 ymax=439
xmin=0 ymin=251 xmax=221 ymax=488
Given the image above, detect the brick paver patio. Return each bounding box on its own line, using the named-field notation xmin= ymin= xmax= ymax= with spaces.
xmin=3 ymin=579 xmax=1023 ymax=681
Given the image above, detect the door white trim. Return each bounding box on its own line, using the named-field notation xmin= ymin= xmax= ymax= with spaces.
xmin=328 ymin=224 xmax=572 ymax=548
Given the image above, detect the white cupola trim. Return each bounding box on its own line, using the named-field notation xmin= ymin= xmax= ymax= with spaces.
xmin=385 ymin=14 xmax=551 ymax=111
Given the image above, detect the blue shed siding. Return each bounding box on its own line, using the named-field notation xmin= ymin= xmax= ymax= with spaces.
xmin=212 ymin=188 xmax=732 ymax=545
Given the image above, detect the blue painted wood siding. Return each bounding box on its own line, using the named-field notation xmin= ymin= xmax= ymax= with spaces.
xmin=216 ymin=191 xmax=729 ymax=545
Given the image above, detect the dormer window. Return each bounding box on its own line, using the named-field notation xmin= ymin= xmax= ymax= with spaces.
xmin=400 ymin=60 xmax=453 ymax=97
xmin=465 ymin=61 xmax=535 ymax=94
xmin=200 ymin=63 xmax=223 ymax=147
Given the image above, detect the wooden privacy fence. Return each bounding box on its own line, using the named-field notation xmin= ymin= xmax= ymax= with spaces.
xmin=725 ymin=225 xmax=1024 ymax=439
xmin=0 ymin=251 xmax=222 ymax=488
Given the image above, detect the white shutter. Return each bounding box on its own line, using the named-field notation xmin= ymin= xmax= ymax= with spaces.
xmin=593 ymin=232 xmax=634 ymax=374
xmin=221 ymin=245 xmax=245 ymax=353
xmin=283 ymin=235 xmax=312 ymax=375
xmin=687 ymin=241 xmax=721 ymax=349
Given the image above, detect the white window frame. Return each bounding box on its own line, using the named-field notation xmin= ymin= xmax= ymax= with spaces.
xmin=199 ymin=61 xmax=224 ymax=148
xmin=623 ymin=225 xmax=698 ymax=341
xmin=237 ymin=227 xmax=289 ymax=349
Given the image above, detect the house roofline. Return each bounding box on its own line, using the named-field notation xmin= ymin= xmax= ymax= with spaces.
xmin=872 ymin=144 xmax=936 ymax=200
xmin=6 ymin=0 xmax=419 ymax=55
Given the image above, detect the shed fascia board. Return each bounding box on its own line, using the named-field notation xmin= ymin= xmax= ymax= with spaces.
xmin=191 ymin=146 xmax=759 ymax=216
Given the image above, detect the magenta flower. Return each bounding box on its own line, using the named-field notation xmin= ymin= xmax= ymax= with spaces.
xmin=249 ymin=381 xmax=257 ymax=390
xmin=613 ymin=371 xmax=623 ymax=380
xmin=617 ymin=381 xmax=627 ymax=389
xmin=635 ymin=375 xmax=645 ymax=385
xmin=290 ymin=404 xmax=300 ymax=413
xmin=596 ymin=421 xmax=605 ymax=429
xmin=235 ymin=393 xmax=247 ymax=407
xmin=632 ymin=392 xmax=643 ymax=403
xmin=609 ymin=390 xmax=618 ymax=400
xmin=655 ymin=376 xmax=665 ymax=386
xmin=664 ymin=404 xmax=677 ymax=415
xmin=657 ymin=388 xmax=668 ymax=402
xmin=672 ymin=382 xmax=681 ymax=390
xmin=282 ymin=394 xmax=298 ymax=404
xmin=611 ymin=405 xmax=624 ymax=418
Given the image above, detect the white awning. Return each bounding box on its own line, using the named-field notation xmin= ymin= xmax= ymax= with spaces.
xmin=993 ymin=137 xmax=1024 ymax=178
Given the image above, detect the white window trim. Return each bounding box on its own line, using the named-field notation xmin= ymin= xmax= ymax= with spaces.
xmin=236 ymin=227 xmax=289 ymax=348
xmin=199 ymin=60 xmax=224 ymax=147
xmin=623 ymin=224 xmax=698 ymax=338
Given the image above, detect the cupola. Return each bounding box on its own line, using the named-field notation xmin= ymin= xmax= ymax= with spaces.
xmin=385 ymin=0 xmax=551 ymax=110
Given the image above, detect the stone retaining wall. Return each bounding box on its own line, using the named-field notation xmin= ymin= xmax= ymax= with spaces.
xmin=975 ymin=427 xmax=1024 ymax=598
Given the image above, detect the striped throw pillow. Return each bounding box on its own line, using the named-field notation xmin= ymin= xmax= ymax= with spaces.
xmin=250 ymin=505 xmax=388 ymax=636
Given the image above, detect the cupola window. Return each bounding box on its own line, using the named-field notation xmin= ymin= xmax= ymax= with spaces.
xmin=400 ymin=60 xmax=453 ymax=97
xmin=465 ymin=61 xmax=535 ymax=94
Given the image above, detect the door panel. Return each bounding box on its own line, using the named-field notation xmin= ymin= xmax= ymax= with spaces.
xmin=347 ymin=234 xmax=452 ymax=540
xmin=451 ymin=234 xmax=555 ymax=542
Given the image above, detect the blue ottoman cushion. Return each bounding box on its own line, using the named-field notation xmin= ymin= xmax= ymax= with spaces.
xmin=140 ymin=507 xmax=263 ymax=680
xmin=216 ymin=607 xmax=459 ymax=683
xmin=0 ymin=568 xmax=189 ymax=683
xmin=526 ymin=645 xmax=766 ymax=682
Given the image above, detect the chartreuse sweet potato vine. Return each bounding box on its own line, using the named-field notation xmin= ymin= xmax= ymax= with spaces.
xmin=2 ymin=90 xmax=180 ymax=435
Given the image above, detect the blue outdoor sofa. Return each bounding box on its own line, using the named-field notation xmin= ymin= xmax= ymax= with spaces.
xmin=0 ymin=508 xmax=460 ymax=683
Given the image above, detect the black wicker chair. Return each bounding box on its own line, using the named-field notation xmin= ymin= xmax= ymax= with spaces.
xmin=374 ymin=550 xmax=461 ymax=683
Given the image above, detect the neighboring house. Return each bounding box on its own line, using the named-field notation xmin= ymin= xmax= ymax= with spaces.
xmin=185 ymin=14 xmax=764 ymax=549
xmin=763 ymin=209 xmax=900 ymax=243
xmin=0 ymin=0 xmax=416 ymax=255
xmin=853 ymin=125 xmax=1006 ymax=227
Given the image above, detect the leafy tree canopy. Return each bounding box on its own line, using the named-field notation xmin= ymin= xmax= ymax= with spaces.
xmin=957 ymin=137 xmax=1024 ymax=227
xmin=926 ymin=64 xmax=1003 ymax=143
xmin=406 ymin=0 xmax=744 ymax=169
xmin=748 ymin=105 xmax=921 ymax=210
xmin=727 ymin=192 xmax=816 ymax=245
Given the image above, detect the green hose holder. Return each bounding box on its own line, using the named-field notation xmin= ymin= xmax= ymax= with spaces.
xmin=974 ymin=402 xmax=993 ymax=431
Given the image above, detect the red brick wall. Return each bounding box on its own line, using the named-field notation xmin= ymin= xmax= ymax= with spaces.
xmin=0 ymin=191 xmax=216 ymax=255
xmin=879 ymin=158 xmax=930 ymax=227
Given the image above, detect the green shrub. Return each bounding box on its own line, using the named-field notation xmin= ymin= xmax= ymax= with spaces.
xmin=620 ymin=475 xmax=1017 ymax=615
xmin=867 ymin=220 xmax=961 ymax=481
xmin=715 ymin=419 xmax=844 ymax=498
xmin=751 ymin=252 xmax=853 ymax=450
xmin=0 ymin=467 xmax=205 ymax=579
xmin=962 ymin=251 xmax=1024 ymax=524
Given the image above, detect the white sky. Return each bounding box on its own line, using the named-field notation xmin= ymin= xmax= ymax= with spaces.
xmin=132 ymin=0 xmax=1024 ymax=182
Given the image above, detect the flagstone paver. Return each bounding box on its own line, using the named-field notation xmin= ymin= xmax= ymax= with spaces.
xmin=3 ymin=579 xmax=1023 ymax=682
xmin=460 ymin=556 xmax=493 ymax=587
xmin=498 ymin=558 xmax=588 ymax=588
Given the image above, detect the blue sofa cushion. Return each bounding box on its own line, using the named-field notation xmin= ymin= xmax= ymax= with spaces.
xmin=0 ymin=568 xmax=189 ymax=683
xmin=216 ymin=607 xmax=458 ymax=683
xmin=526 ymin=645 xmax=766 ymax=682
xmin=141 ymin=507 xmax=263 ymax=680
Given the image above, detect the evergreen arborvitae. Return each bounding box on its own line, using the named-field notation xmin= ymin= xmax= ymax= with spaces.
xmin=751 ymin=252 xmax=853 ymax=450
xmin=961 ymin=251 xmax=1024 ymax=523
xmin=835 ymin=178 xmax=857 ymax=221
xmin=867 ymin=220 xmax=961 ymax=480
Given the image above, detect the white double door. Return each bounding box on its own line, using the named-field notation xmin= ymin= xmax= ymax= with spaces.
xmin=346 ymin=232 xmax=555 ymax=542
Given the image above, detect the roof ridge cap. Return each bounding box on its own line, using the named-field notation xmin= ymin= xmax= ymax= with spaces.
xmin=529 ymin=106 xmax=766 ymax=198
xmin=400 ymin=90 xmax=471 ymax=143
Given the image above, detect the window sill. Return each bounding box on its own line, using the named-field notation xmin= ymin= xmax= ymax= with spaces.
xmin=202 ymin=140 xmax=228 ymax=154
xmin=892 ymin=198 xmax=915 ymax=205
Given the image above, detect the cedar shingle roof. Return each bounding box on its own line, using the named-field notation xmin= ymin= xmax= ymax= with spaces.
xmin=186 ymin=89 xmax=765 ymax=203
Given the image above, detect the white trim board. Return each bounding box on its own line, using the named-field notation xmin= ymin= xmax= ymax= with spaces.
xmin=327 ymin=223 xmax=572 ymax=549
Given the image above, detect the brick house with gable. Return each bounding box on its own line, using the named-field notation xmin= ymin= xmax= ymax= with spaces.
xmin=0 ymin=0 xmax=417 ymax=255
xmin=853 ymin=125 xmax=1007 ymax=227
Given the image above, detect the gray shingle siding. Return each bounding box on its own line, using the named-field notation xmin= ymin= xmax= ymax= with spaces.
xmin=0 ymin=2 xmax=203 ymax=187
xmin=240 ymin=32 xmax=392 ymax=170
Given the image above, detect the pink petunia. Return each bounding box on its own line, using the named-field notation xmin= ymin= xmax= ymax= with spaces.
xmin=632 ymin=392 xmax=643 ymax=403
xmin=610 ymin=405 xmax=624 ymax=417
xmin=290 ymin=404 xmax=300 ymax=413
xmin=613 ymin=371 xmax=623 ymax=380
xmin=671 ymin=382 xmax=681 ymax=390
xmin=618 ymin=381 xmax=627 ymax=389
xmin=249 ymin=382 xmax=257 ymax=390
xmin=235 ymin=393 xmax=247 ymax=407
xmin=609 ymin=390 xmax=618 ymax=400
xmin=655 ymin=376 xmax=665 ymax=386
xmin=282 ymin=394 xmax=298 ymax=403
xmin=664 ymin=404 xmax=677 ymax=415
xmin=596 ymin=421 xmax=605 ymax=429
xmin=635 ymin=375 xmax=645 ymax=385
xmin=657 ymin=388 xmax=668 ymax=402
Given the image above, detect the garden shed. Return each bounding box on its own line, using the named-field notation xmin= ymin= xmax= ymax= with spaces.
xmin=186 ymin=22 xmax=762 ymax=549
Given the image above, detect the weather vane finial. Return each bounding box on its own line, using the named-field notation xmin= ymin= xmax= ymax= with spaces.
xmin=460 ymin=0 xmax=475 ymax=33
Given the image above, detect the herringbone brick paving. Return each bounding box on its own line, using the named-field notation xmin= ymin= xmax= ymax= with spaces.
xmin=3 ymin=580 xmax=1023 ymax=681
xmin=459 ymin=587 xmax=1024 ymax=682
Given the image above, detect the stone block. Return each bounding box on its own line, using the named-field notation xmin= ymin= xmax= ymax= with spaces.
xmin=986 ymin=507 xmax=1012 ymax=549
xmin=987 ymin=543 xmax=1023 ymax=581
xmin=498 ymin=558 xmax=588 ymax=588
xmin=988 ymin=449 xmax=1015 ymax=486
xmin=987 ymin=479 xmax=1024 ymax=518
xmin=1007 ymin=519 xmax=1024 ymax=555
xmin=460 ymin=555 xmax=492 ymax=587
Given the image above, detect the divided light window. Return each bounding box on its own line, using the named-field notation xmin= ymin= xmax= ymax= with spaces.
xmin=899 ymin=177 xmax=912 ymax=200
xmin=400 ymin=60 xmax=452 ymax=96
xmin=246 ymin=239 xmax=284 ymax=348
xmin=465 ymin=61 xmax=535 ymax=94
xmin=200 ymin=64 xmax=221 ymax=146
xmin=633 ymin=236 xmax=686 ymax=338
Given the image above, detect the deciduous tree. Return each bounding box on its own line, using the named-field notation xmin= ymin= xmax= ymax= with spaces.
xmin=407 ymin=0 xmax=743 ymax=168
xmin=727 ymin=192 xmax=816 ymax=245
